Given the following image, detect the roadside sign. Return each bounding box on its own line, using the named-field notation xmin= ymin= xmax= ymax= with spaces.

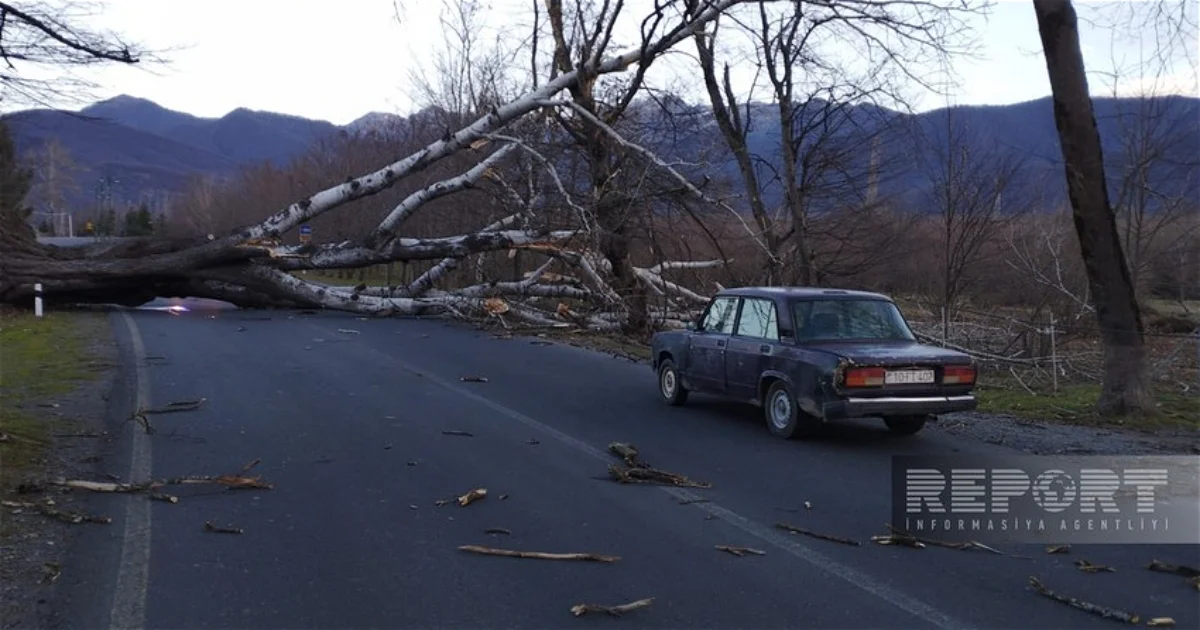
xmin=299 ymin=224 xmax=312 ymax=244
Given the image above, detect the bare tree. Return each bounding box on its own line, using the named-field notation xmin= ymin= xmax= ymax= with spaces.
xmin=920 ymin=106 xmax=1027 ymax=335
xmin=0 ymin=0 xmax=153 ymax=107
xmin=690 ymin=0 xmax=983 ymax=286
xmin=1031 ymin=0 xmax=1154 ymax=416
xmin=27 ymin=137 xmax=80 ymax=234
xmin=0 ymin=0 xmax=751 ymax=331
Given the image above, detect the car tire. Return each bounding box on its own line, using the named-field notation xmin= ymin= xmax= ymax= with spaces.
xmin=658 ymin=359 xmax=688 ymax=406
xmin=884 ymin=415 xmax=928 ymax=436
xmin=764 ymin=380 xmax=820 ymax=440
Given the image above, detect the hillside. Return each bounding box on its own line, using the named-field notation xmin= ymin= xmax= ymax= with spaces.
xmin=3 ymin=93 xmax=1196 ymax=220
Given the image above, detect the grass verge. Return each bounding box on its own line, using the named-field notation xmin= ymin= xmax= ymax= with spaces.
xmin=0 ymin=310 xmax=111 ymax=494
xmin=976 ymin=374 xmax=1198 ymax=430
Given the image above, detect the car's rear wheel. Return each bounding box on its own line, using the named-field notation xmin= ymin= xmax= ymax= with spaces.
xmin=658 ymin=359 xmax=688 ymax=406
xmin=764 ymin=380 xmax=820 ymax=439
xmin=884 ymin=415 xmax=928 ymax=436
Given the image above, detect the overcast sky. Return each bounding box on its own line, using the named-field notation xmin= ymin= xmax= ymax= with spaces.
xmin=9 ymin=0 xmax=1198 ymax=125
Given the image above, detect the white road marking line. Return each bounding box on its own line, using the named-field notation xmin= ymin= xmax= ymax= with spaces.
xmin=109 ymin=313 xmax=153 ymax=630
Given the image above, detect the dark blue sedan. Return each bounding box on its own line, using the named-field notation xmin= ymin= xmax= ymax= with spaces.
xmin=649 ymin=287 xmax=978 ymax=438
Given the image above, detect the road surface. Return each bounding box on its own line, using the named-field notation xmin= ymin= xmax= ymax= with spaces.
xmin=51 ymin=307 xmax=1199 ymax=629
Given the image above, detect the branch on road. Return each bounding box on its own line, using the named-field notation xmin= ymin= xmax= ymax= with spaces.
xmin=715 ymin=545 xmax=766 ymax=557
xmin=53 ymin=459 xmax=273 ymax=497
xmin=1 ymin=500 xmax=111 ymax=525
xmin=569 ymin=597 xmax=655 ymax=617
xmin=775 ymin=522 xmax=862 ymax=547
xmin=457 ymin=545 xmax=619 ymax=563
xmin=1028 ymin=576 xmax=1141 ymax=624
xmin=608 ymin=464 xmax=711 ymax=489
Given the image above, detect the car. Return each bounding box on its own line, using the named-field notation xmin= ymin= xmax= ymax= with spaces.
xmin=649 ymin=286 xmax=978 ymax=438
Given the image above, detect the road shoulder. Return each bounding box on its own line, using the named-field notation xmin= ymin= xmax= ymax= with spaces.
xmin=0 ymin=311 xmax=120 ymax=630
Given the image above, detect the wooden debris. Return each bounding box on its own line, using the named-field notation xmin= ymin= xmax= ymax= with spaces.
xmin=776 ymin=522 xmax=861 ymax=546
xmin=442 ymin=430 xmax=474 ymax=437
xmin=458 ymin=488 xmax=487 ymax=506
xmin=2 ymin=500 xmax=111 ymax=525
xmin=337 ymin=328 xmax=361 ymax=334
xmin=1028 ymin=576 xmax=1139 ymax=624
xmin=204 ymin=521 xmax=243 ymax=534
xmin=1147 ymin=560 xmax=1200 ymax=578
xmin=676 ymin=497 xmax=710 ymax=505
xmin=715 ymin=545 xmax=765 ymax=557
xmin=1075 ymin=559 xmax=1116 ymax=573
xmin=526 ymin=438 xmax=540 ymax=445
xmin=460 ymin=376 xmax=489 ymax=383
xmin=879 ymin=525 xmax=1029 ymax=558
xmin=140 ymin=398 xmax=206 ymax=414
xmin=485 ymin=528 xmax=511 ymax=535
xmin=608 ymin=464 xmax=711 ymax=489
xmin=608 ymin=442 xmax=646 ymax=468
xmin=458 ymin=545 xmax=619 ymax=563
xmin=1046 ymin=544 xmax=1071 ymax=554
xmin=570 ymin=598 xmax=653 ymax=617
xmin=54 ymin=459 xmax=273 ymax=494
xmin=41 ymin=563 xmax=62 ymax=585
xmin=1190 ymin=576 xmax=1200 ymax=591
xmin=149 ymin=493 xmax=179 ymax=504
xmin=1147 ymin=618 xmax=1176 ymax=627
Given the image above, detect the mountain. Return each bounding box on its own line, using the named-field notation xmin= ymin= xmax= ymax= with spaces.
xmin=3 ymin=93 xmax=1196 ymax=220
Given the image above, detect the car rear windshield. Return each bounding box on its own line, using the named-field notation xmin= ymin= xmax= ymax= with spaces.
xmin=791 ymin=299 xmax=916 ymax=341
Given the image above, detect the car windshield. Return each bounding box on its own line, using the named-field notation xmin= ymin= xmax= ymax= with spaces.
xmin=791 ymin=298 xmax=916 ymax=341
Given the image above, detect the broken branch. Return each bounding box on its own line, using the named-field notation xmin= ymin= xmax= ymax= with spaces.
xmin=570 ymin=598 xmax=654 ymax=617
xmin=607 ymin=464 xmax=710 ymax=488
xmin=775 ymin=522 xmax=861 ymax=546
xmin=458 ymin=545 xmax=619 ymax=563
xmin=1028 ymin=576 xmax=1140 ymax=624
xmin=1 ymin=500 xmax=111 ymax=525
xmin=715 ymin=545 xmax=766 ymax=557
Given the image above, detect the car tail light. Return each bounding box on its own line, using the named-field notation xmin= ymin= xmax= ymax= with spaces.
xmin=943 ymin=365 xmax=976 ymax=385
xmin=844 ymin=367 xmax=886 ymax=387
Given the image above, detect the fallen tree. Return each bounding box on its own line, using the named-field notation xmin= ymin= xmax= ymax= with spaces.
xmin=0 ymin=1 xmax=752 ymax=331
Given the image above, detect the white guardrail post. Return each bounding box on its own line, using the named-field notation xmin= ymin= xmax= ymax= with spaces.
xmin=34 ymin=283 xmax=43 ymax=317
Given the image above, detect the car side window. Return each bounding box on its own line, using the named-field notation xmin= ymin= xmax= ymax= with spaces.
xmin=734 ymin=298 xmax=779 ymax=340
xmin=701 ymin=297 xmax=739 ymax=334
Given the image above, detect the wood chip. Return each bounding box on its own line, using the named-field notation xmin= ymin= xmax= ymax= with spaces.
xmin=457 ymin=488 xmax=487 ymax=506
xmin=1075 ymin=559 xmax=1115 ymax=573
xmin=458 ymin=544 xmax=619 ymax=563
xmin=1046 ymin=544 xmax=1071 ymax=554
xmin=204 ymin=521 xmax=243 ymax=534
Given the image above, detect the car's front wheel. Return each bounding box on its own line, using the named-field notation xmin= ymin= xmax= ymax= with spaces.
xmin=764 ymin=380 xmax=820 ymax=440
xmin=658 ymin=359 xmax=688 ymax=406
xmin=884 ymin=415 xmax=928 ymax=436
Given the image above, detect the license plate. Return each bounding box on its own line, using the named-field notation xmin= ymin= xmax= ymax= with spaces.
xmin=885 ymin=369 xmax=935 ymax=385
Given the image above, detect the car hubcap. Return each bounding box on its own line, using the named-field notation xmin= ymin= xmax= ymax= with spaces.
xmin=661 ymin=369 xmax=676 ymax=398
xmin=770 ymin=391 xmax=792 ymax=429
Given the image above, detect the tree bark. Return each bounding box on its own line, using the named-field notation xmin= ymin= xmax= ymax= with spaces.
xmin=1032 ymin=0 xmax=1155 ymax=416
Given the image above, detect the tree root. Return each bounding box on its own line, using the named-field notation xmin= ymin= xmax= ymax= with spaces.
xmin=774 ymin=522 xmax=861 ymax=546
xmin=1028 ymin=576 xmax=1140 ymax=624
xmin=458 ymin=545 xmax=619 ymax=563
xmin=570 ymin=598 xmax=654 ymax=617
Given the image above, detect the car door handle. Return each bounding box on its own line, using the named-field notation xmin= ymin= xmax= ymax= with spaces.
xmin=716 ymin=340 xmax=725 ymax=348
xmin=760 ymin=344 xmax=771 ymax=354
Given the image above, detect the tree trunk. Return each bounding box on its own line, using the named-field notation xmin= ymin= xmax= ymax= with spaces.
xmin=1032 ymin=0 xmax=1155 ymax=416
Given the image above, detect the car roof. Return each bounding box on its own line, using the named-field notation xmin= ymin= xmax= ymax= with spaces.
xmin=715 ymin=286 xmax=894 ymax=301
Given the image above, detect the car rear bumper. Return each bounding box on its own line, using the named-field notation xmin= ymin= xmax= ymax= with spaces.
xmin=823 ymin=394 xmax=977 ymax=419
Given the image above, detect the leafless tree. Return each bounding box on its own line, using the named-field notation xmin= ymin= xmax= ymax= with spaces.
xmin=690 ymin=0 xmax=984 ymax=286
xmin=1031 ymin=0 xmax=1155 ymax=416
xmin=0 ymin=0 xmax=155 ymax=107
xmin=0 ymin=0 xmax=753 ymax=332
xmin=920 ymin=106 xmax=1027 ymax=335
xmin=26 ymin=136 xmax=80 ymax=234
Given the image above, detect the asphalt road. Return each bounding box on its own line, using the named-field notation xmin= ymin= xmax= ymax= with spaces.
xmin=51 ymin=306 xmax=1199 ymax=630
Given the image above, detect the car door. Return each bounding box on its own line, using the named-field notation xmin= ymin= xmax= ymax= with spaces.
xmin=687 ymin=296 xmax=739 ymax=393
xmin=725 ymin=297 xmax=781 ymax=401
